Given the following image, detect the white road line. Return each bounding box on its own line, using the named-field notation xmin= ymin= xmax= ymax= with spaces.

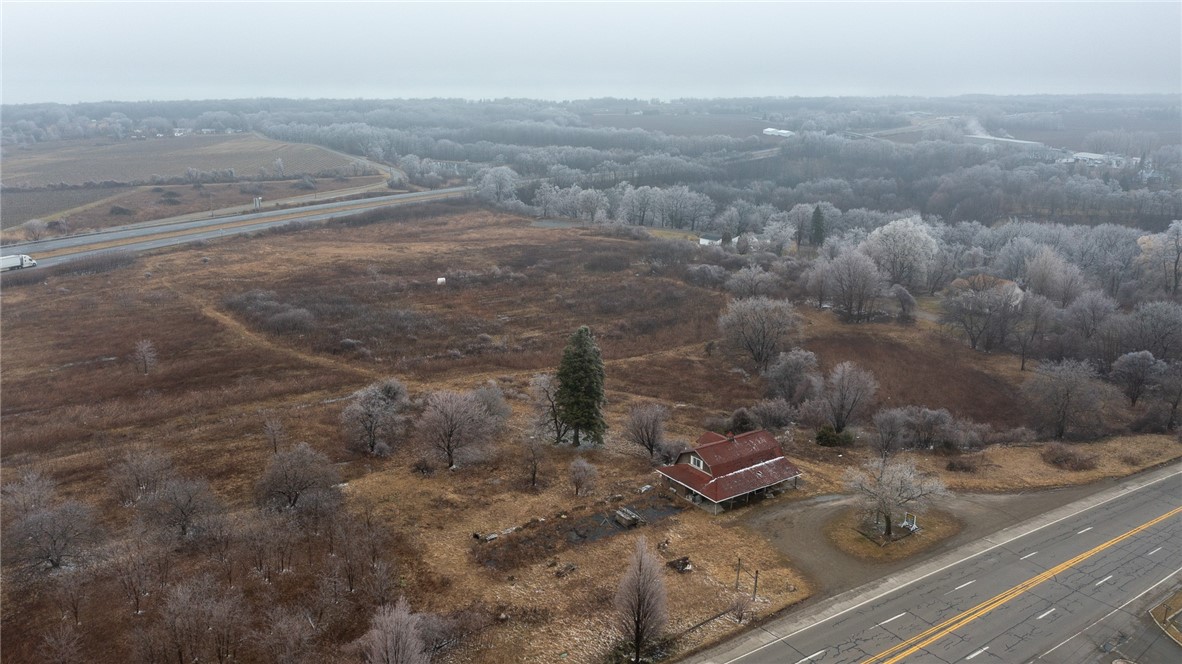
xmin=717 ymin=467 xmax=1182 ymax=664
xmin=1148 ymin=546 xmax=1162 ymax=556
xmin=1019 ymin=551 xmax=1038 ymax=560
xmin=1095 ymin=575 xmax=1113 ymax=586
xmin=954 ymin=580 xmax=976 ymax=590
xmin=1039 ymin=563 xmax=1182 ymax=659
xmin=1076 ymin=526 xmax=1093 ymax=534
xmin=1036 ymin=608 xmax=1055 ymax=620
xmin=966 ymin=646 xmax=989 ymax=659
xmin=876 ymin=612 xmax=907 ymax=627
xmin=793 ymin=650 xmax=826 ymax=664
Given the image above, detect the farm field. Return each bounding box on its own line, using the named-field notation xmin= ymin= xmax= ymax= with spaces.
xmin=0 ymin=176 xmax=389 ymax=234
xmin=1003 ymin=111 xmax=1182 ymax=152
xmin=583 ymin=113 xmax=768 ymax=138
xmin=0 ymin=134 xmax=366 ymax=189
xmin=2 ymin=207 xmax=1178 ymax=663
xmin=0 ymin=176 xmax=388 ymax=233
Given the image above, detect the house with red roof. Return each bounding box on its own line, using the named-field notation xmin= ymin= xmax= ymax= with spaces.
xmin=656 ymin=430 xmax=801 ymax=514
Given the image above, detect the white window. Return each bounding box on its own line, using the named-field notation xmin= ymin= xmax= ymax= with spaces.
xmin=690 ymin=455 xmax=704 ymax=471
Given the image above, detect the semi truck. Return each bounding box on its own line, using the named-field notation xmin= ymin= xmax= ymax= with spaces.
xmin=1 ymin=254 xmax=38 ymax=271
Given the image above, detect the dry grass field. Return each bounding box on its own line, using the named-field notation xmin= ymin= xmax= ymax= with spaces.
xmin=2 ymin=207 xmax=1178 ymax=663
xmin=0 ymin=176 xmax=388 ymax=235
xmin=1 ymin=134 xmax=361 ymax=188
xmin=0 ymin=186 xmax=127 ymax=229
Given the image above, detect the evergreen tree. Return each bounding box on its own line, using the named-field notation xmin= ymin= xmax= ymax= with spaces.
xmin=810 ymin=205 xmax=826 ymax=246
xmin=555 ymin=326 xmax=606 ymax=446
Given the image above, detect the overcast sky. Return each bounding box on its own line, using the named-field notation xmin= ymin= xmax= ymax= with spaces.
xmin=3 ymin=1 xmax=1179 ymax=105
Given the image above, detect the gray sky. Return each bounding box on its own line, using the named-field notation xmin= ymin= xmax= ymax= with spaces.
xmin=3 ymin=1 xmax=1179 ymax=104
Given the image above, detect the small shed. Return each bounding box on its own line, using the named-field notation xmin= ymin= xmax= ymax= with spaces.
xmin=698 ymin=234 xmax=723 ymax=246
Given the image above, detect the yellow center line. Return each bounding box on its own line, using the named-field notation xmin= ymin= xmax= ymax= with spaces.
xmin=861 ymin=505 xmax=1182 ymax=664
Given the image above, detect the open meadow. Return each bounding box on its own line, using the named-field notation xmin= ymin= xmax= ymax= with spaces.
xmin=1 ymin=134 xmax=364 ymax=189
xmin=2 ymin=205 xmax=1179 ymax=663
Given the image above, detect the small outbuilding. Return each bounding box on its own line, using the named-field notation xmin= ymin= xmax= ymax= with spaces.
xmin=656 ymin=430 xmax=801 ymax=514
xmin=698 ymin=233 xmax=723 ymax=246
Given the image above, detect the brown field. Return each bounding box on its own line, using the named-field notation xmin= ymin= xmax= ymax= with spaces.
xmin=0 ymin=134 xmax=362 ymax=188
xmin=0 ymin=186 xmax=127 ymax=229
xmin=583 ymin=113 xmax=768 ymax=138
xmin=0 ymin=176 xmax=388 ymax=233
xmin=996 ymin=111 xmax=1181 ymax=152
xmin=2 ymin=208 xmax=1176 ymax=663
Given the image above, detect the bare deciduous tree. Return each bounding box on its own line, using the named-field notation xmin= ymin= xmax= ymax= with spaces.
xmin=1014 ymin=293 xmax=1056 ymax=371
xmin=130 ymin=339 xmax=158 ymax=375
xmin=718 ymin=297 xmax=800 ymax=370
xmin=725 ymin=266 xmax=778 ymax=298
xmin=825 ymin=249 xmax=885 ymax=322
xmin=521 ymin=429 xmax=547 ymax=490
xmin=41 ymin=622 xmax=83 ymax=664
xmin=821 ymin=362 xmax=878 ymax=433
xmin=844 ymin=458 xmax=948 ymax=539
xmin=112 ymin=542 xmax=156 ymax=614
xmin=615 ymin=536 xmax=668 ymax=664
xmin=342 ymin=379 xmax=410 ymax=457
xmin=139 ymin=477 xmax=221 ymax=541
xmin=871 ymin=408 xmax=909 ymax=459
xmin=1111 ymin=351 xmax=1165 ymax=406
xmin=1022 ymin=360 xmax=1112 ymax=439
xmin=109 ymin=448 xmax=173 ymax=506
xmin=1 ymin=470 xmax=56 ymax=522
xmin=261 ymin=606 xmax=316 ymax=664
xmin=569 ymin=458 xmax=598 ymax=497
xmin=624 ymin=403 xmax=668 ymax=459
xmin=256 ymin=442 xmax=341 ymax=511
xmin=7 ymin=501 xmax=97 ymax=571
xmin=417 ymin=390 xmax=497 ymax=468
xmin=262 ymin=416 xmax=287 ymax=452
xmin=359 ymin=596 xmax=429 ymax=664
xmin=529 ymin=373 xmax=570 ymax=445
xmin=762 ymin=348 xmax=821 ymax=405
xmin=1154 ymin=361 xmax=1182 ymax=430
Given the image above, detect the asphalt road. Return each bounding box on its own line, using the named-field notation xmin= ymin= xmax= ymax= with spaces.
xmin=5 ymin=186 xmax=471 ymax=265
xmin=690 ymin=465 xmax=1182 ymax=664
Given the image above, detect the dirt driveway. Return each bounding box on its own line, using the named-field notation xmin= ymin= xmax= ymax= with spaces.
xmin=738 ymin=476 xmax=1148 ymax=599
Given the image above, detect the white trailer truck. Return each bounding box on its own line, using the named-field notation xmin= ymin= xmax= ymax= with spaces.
xmin=1 ymin=254 xmax=38 ymax=270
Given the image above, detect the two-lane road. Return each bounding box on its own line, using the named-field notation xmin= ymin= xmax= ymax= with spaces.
xmin=691 ymin=466 xmax=1182 ymax=664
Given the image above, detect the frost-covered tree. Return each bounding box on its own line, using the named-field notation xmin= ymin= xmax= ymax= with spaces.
xmin=615 ymin=537 xmax=668 ymax=664
xmin=845 ymin=459 xmax=948 ymax=539
xmin=862 ymin=217 xmax=937 ymax=288
xmin=718 ymin=297 xmax=800 ymax=370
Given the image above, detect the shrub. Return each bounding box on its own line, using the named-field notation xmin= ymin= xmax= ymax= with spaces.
xmin=109 ymin=205 xmax=134 ymax=215
xmin=816 ymin=425 xmax=853 ymax=447
xmin=945 ymin=457 xmax=980 ymax=473
xmin=1040 ymin=443 xmax=1097 ymax=471
xmin=412 ymin=458 xmax=436 ymax=476
xmin=582 ymin=252 xmax=631 ymax=272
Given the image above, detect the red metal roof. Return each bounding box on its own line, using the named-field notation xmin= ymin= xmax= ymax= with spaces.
xmin=657 ymin=430 xmax=801 ymax=503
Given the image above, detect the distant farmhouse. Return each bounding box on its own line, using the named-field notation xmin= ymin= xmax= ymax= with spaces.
xmin=698 ymin=233 xmax=723 ymax=246
xmin=762 ymin=128 xmax=796 ymax=138
xmin=657 ymin=430 xmax=801 ymax=514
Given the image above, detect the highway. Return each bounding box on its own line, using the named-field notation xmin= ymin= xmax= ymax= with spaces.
xmin=690 ymin=465 xmax=1182 ymax=664
xmin=5 ymin=186 xmax=471 ymax=266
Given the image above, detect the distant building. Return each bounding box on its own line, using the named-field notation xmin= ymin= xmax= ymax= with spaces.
xmin=762 ymin=128 xmax=796 ymax=138
xmin=1060 ymin=152 xmax=1137 ymax=169
xmin=698 ymin=233 xmax=723 ymax=246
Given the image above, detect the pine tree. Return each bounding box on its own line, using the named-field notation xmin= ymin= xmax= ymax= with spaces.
xmin=810 ymin=205 xmax=826 ymax=246
xmin=555 ymin=326 xmax=606 ymax=446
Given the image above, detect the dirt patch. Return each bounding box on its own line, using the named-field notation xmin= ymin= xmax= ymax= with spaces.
xmin=799 ymin=317 xmax=1026 ymax=428
xmin=824 ymin=507 xmax=962 ymax=562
